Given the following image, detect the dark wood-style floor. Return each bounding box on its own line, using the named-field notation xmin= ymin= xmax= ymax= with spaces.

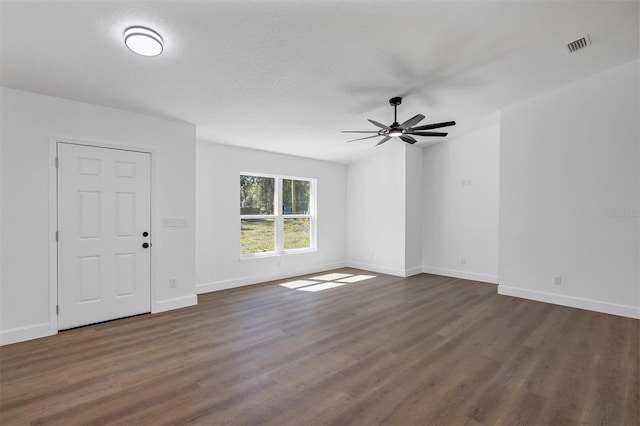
xmin=1 ymin=268 xmax=638 ymax=425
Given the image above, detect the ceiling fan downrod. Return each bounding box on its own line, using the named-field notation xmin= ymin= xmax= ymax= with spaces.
xmin=388 ymin=97 xmax=404 ymax=136
xmin=389 ymin=96 xmax=402 ymax=127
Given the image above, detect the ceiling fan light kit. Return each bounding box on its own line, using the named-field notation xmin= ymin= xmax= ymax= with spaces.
xmin=342 ymin=96 xmax=456 ymax=146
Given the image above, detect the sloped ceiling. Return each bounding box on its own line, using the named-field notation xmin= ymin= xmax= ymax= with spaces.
xmin=1 ymin=0 xmax=638 ymax=163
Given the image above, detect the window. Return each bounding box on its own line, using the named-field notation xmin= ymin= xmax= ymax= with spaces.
xmin=240 ymin=173 xmax=315 ymax=257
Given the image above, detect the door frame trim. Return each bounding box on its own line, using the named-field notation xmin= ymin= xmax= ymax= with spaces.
xmin=49 ymin=136 xmax=155 ymax=333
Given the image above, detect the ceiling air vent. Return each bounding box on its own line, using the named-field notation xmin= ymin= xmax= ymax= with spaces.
xmin=567 ymin=35 xmax=591 ymax=53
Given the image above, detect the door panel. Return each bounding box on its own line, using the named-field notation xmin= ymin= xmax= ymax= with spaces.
xmin=58 ymin=143 xmax=151 ymax=330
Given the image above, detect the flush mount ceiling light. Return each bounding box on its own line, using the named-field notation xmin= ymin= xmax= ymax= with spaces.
xmin=124 ymin=26 xmax=164 ymax=57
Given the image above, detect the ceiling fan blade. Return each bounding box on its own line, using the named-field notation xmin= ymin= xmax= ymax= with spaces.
xmin=400 ymin=114 xmax=425 ymax=129
xmin=411 ymin=121 xmax=456 ymax=131
xmin=375 ymin=136 xmax=391 ymax=146
xmin=347 ymin=134 xmax=383 ymax=143
xmin=407 ymin=131 xmax=448 ymax=137
xmin=399 ymin=135 xmax=417 ymax=144
xmin=368 ymin=119 xmax=390 ymax=130
xmin=341 ymin=130 xmax=381 ymax=134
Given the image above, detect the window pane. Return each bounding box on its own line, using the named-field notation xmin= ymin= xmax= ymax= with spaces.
xmin=282 ymin=179 xmax=310 ymax=215
xmin=284 ymin=218 xmax=310 ymax=250
xmin=240 ymin=175 xmax=274 ymax=215
xmin=241 ymin=219 xmax=275 ymax=254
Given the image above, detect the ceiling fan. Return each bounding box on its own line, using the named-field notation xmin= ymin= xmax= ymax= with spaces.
xmin=342 ymin=97 xmax=456 ymax=146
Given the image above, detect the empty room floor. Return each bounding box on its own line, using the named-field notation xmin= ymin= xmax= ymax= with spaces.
xmin=1 ymin=268 xmax=638 ymax=425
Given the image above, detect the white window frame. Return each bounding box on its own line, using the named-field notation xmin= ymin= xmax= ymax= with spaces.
xmin=240 ymin=172 xmax=317 ymax=259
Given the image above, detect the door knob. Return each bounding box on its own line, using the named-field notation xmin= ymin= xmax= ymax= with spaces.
xmin=142 ymin=231 xmax=149 ymax=237
xmin=142 ymin=242 xmax=150 ymax=249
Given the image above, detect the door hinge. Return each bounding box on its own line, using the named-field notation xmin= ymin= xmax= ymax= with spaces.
xmin=56 ymin=305 xmax=59 ymax=315
xmin=55 ymin=157 xmax=59 ymax=168
xmin=55 ymin=231 xmax=59 ymax=241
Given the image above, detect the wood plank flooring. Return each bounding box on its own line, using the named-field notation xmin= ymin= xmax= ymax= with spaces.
xmin=1 ymin=268 xmax=638 ymax=425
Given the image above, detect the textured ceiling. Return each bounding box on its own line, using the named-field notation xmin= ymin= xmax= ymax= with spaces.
xmin=1 ymin=0 xmax=638 ymax=164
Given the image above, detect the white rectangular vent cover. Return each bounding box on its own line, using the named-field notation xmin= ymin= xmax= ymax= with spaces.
xmin=567 ymin=35 xmax=591 ymax=53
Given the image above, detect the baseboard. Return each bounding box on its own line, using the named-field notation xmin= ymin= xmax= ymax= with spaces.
xmin=196 ymin=261 xmax=348 ymax=294
xmin=153 ymin=294 xmax=198 ymax=313
xmin=345 ymin=261 xmax=410 ymax=277
xmin=0 ymin=322 xmax=54 ymax=346
xmin=498 ymin=285 xmax=640 ymax=319
xmin=345 ymin=262 xmax=423 ymax=278
xmin=405 ymin=266 xmax=424 ymax=277
xmin=422 ymin=266 xmax=499 ymax=284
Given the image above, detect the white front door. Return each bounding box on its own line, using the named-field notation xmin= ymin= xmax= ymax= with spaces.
xmin=57 ymin=142 xmax=151 ymax=330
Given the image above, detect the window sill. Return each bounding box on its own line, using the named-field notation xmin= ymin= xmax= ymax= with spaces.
xmin=239 ymin=248 xmax=317 ymax=262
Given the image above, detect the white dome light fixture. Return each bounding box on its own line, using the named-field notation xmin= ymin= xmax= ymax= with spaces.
xmin=124 ymin=26 xmax=164 ymax=57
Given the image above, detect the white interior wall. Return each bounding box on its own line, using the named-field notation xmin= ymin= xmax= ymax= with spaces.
xmin=0 ymin=88 xmax=198 ymax=345
xmin=405 ymin=144 xmax=424 ymax=274
xmin=499 ymin=60 xmax=639 ymax=318
xmin=422 ymin=124 xmax=500 ymax=283
xmin=196 ymin=142 xmax=347 ymax=292
xmin=346 ymin=142 xmax=407 ymax=276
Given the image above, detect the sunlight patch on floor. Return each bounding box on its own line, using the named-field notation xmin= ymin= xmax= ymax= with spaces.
xmin=279 ymin=274 xmax=376 ymax=292
xmin=279 ymin=280 xmax=319 ymax=289
xmin=310 ymin=273 xmax=353 ymax=281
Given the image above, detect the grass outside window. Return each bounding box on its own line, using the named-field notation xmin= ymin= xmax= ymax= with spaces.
xmin=240 ymin=219 xmax=275 ymax=255
xmin=284 ymin=218 xmax=310 ymax=250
